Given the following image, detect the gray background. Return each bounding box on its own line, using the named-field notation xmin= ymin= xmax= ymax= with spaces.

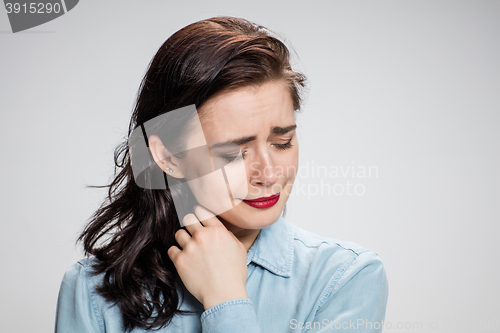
xmin=1 ymin=1 xmax=499 ymax=332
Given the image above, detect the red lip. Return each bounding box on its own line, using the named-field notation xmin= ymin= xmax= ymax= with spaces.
xmin=243 ymin=193 xmax=280 ymax=202
xmin=242 ymin=193 xmax=280 ymax=209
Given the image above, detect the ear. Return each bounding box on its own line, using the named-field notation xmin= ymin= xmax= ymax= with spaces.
xmin=148 ymin=134 xmax=185 ymax=179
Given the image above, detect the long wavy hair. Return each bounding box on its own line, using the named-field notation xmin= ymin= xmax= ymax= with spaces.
xmin=78 ymin=16 xmax=307 ymax=331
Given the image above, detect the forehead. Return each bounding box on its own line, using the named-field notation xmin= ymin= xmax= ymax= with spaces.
xmin=197 ymin=81 xmax=295 ymax=139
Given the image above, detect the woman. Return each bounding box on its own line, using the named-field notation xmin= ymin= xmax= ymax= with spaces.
xmin=55 ymin=16 xmax=388 ymax=333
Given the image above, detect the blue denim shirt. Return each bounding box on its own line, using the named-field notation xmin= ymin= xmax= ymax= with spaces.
xmin=55 ymin=216 xmax=388 ymax=332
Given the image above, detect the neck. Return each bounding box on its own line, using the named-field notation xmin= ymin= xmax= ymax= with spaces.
xmin=218 ymin=218 xmax=261 ymax=252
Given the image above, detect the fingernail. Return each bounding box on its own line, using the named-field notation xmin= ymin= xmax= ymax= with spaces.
xmin=194 ymin=205 xmax=215 ymax=221
xmin=182 ymin=213 xmax=199 ymax=227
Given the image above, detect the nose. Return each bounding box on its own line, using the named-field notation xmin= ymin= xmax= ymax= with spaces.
xmin=248 ymin=146 xmax=279 ymax=187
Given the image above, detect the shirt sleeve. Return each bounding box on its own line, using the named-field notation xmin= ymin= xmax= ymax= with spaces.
xmin=55 ymin=262 xmax=104 ymax=333
xmin=305 ymin=250 xmax=389 ymax=333
xmin=200 ymin=298 xmax=262 ymax=333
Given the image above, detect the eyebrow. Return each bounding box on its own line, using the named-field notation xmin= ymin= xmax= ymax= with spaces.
xmin=210 ymin=124 xmax=297 ymax=149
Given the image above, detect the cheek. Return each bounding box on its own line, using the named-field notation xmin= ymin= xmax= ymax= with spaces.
xmin=223 ymin=162 xmax=249 ymax=200
xmin=187 ymin=170 xmax=233 ymax=214
xmin=278 ymin=151 xmax=299 ymax=182
xmin=186 ymin=162 xmax=248 ymax=215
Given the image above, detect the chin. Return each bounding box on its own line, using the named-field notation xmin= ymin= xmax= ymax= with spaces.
xmin=219 ymin=203 xmax=284 ymax=230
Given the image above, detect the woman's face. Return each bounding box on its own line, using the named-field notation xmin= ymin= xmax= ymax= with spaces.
xmin=178 ymin=80 xmax=298 ymax=230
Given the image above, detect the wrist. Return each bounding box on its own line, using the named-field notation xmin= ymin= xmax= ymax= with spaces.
xmin=202 ymin=290 xmax=249 ymax=310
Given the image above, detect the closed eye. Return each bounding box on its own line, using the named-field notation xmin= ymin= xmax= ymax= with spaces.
xmin=221 ymin=136 xmax=293 ymax=162
xmin=221 ymin=151 xmax=246 ymax=163
xmin=272 ymin=137 xmax=293 ymax=150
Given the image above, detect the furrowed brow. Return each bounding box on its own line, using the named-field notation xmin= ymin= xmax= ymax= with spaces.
xmin=210 ymin=124 xmax=297 ymax=149
xmin=271 ymin=124 xmax=297 ymax=135
xmin=210 ymin=136 xmax=257 ymax=149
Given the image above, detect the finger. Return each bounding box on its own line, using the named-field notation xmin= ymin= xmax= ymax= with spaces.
xmin=193 ymin=205 xmax=220 ymax=227
xmin=183 ymin=212 xmax=204 ymax=235
xmin=183 ymin=213 xmax=202 ymax=227
xmin=174 ymin=228 xmax=191 ymax=249
xmin=167 ymin=245 xmax=181 ymax=262
xmin=227 ymin=228 xmax=245 ymax=245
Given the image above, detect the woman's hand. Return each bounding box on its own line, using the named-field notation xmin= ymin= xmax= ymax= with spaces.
xmin=167 ymin=205 xmax=249 ymax=310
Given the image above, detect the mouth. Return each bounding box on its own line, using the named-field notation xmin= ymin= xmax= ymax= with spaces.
xmin=242 ymin=192 xmax=280 ymax=209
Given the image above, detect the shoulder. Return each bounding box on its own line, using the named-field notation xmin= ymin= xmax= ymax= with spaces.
xmin=285 ymin=219 xmax=387 ymax=297
xmin=284 ymin=220 xmax=388 ymax=312
xmin=56 ymin=257 xmax=109 ymax=332
xmin=287 ymin=218 xmax=378 ymax=258
xmin=59 ymin=257 xmax=108 ymax=309
xmin=61 ymin=257 xmax=105 ymax=289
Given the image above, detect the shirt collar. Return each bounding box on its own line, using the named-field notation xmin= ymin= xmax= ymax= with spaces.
xmin=246 ymin=215 xmax=294 ymax=278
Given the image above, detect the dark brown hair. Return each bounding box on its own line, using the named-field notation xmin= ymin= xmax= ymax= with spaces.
xmin=79 ymin=16 xmax=307 ymax=331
